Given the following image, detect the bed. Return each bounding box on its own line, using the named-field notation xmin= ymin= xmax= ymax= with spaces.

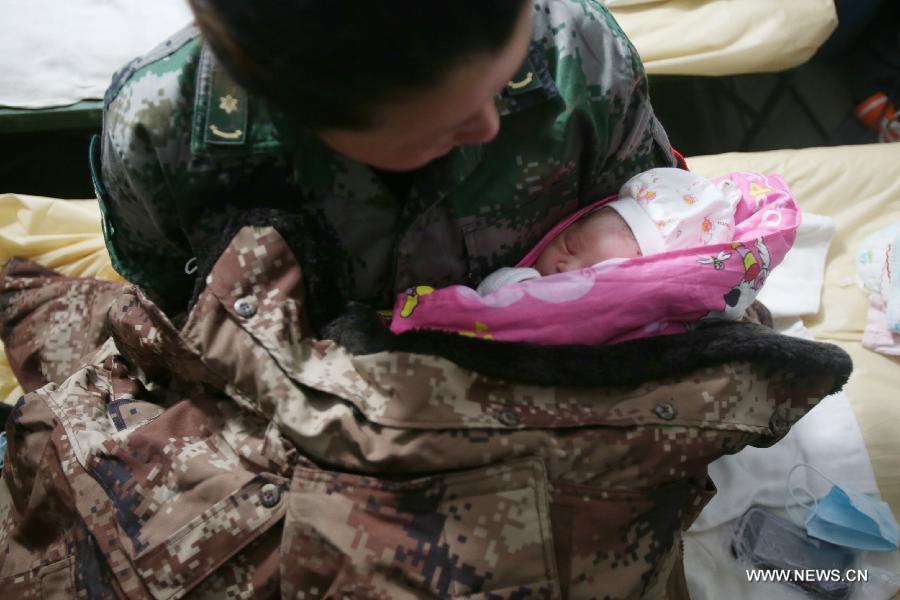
xmin=687 ymin=145 xmax=900 ymax=600
xmin=0 ymin=0 xmax=837 ymax=133
xmin=690 ymin=144 xmax=900 ymax=512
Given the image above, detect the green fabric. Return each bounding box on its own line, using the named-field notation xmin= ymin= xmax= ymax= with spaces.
xmin=98 ymin=0 xmax=675 ymax=314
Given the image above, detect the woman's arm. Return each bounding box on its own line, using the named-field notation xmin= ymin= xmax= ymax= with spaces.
xmin=94 ymin=129 xmax=194 ymax=312
xmin=91 ymin=41 xmax=202 ymax=314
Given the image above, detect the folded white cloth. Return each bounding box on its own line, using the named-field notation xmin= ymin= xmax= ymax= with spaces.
xmin=476 ymin=266 xmax=541 ymax=296
xmin=756 ymin=213 xmax=835 ymax=318
xmin=0 ymin=0 xmax=193 ymax=108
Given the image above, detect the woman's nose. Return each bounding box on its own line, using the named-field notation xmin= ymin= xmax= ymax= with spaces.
xmin=454 ymin=103 xmax=500 ymax=145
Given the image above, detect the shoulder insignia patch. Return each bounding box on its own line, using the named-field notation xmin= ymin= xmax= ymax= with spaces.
xmin=203 ymin=51 xmax=248 ymax=146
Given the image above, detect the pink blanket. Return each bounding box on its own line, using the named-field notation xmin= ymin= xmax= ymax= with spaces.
xmin=390 ymin=172 xmax=800 ymax=345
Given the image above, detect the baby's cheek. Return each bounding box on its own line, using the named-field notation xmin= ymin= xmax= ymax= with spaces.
xmin=625 ymin=231 xmax=642 ymax=257
xmin=533 ymin=251 xmax=553 ymax=275
xmin=534 ymin=246 xmax=563 ymax=275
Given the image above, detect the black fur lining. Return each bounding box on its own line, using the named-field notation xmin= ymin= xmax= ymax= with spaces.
xmin=321 ymin=302 xmax=853 ymax=392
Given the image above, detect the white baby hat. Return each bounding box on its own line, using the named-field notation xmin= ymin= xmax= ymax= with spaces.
xmin=608 ymin=168 xmax=741 ymax=255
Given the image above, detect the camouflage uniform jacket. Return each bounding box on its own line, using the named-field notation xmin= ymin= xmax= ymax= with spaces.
xmin=0 ymin=224 xmax=852 ymax=599
xmin=93 ymin=0 xmax=676 ymax=315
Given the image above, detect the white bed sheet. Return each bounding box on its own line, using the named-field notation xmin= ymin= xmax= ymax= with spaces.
xmin=0 ymin=0 xmax=193 ymax=108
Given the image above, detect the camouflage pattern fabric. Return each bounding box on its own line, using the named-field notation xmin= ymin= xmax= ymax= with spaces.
xmin=94 ymin=0 xmax=676 ymax=315
xmin=0 ymin=225 xmax=851 ymax=599
xmin=0 ymin=260 xmax=122 ymax=394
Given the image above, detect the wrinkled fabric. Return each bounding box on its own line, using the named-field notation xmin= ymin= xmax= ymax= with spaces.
xmin=857 ymin=224 xmax=900 ymax=356
xmin=390 ymin=172 xmax=798 ymax=345
xmin=609 ymin=168 xmax=741 ymax=255
xmin=0 ymin=222 xmax=851 ymax=599
xmin=0 ymin=194 xmax=125 ymax=404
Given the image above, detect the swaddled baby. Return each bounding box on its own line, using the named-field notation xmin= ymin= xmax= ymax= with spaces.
xmin=477 ymin=167 xmax=742 ymax=295
xmin=390 ymin=167 xmax=799 ymax=345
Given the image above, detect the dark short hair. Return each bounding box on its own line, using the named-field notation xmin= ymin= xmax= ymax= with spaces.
xmin=188 ymin=0 xmax=530 ymax=130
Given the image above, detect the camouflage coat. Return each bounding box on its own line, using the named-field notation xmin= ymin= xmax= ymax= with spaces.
xmin=93 ymin=0 xmax=676 ymax=315
xmin=0 ymin=221 xmax=852 ymax=599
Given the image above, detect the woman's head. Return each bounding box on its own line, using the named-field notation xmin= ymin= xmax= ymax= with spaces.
xmin=188 ymin=0 xmax=533 ymax=170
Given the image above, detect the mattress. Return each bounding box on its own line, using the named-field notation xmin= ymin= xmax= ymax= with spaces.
xmin=689 ymin=144 xmax=900 ymax=516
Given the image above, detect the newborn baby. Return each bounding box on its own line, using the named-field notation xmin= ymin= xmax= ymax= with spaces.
xmin=477 ymin=167 xmax=741 ymax=295
xmin=533 ymin=207 xmax=641 ymax=275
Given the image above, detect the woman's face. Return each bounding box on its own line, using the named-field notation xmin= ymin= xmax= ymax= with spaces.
xmin=317 ymin=3 xmax=534 ymax=172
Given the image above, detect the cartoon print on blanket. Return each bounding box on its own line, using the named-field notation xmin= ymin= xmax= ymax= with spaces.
xmin=695 ymin=236 xmax=771 ymax=324
xmin=390 ymin=172 xmax=799 ymax=345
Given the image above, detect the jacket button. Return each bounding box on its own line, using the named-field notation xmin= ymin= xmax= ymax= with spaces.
xmin=769 ymin=412 xmax=789 ymax=435
xmin=233 ymin=296 xmax=257 ymax=318
xmin=497 ymin=410 xmax=520 ymax=427
xmin=259 ymin=483 xmax=281 ymax=508
xmin=654 ymin=402 xmax=677 ymax=421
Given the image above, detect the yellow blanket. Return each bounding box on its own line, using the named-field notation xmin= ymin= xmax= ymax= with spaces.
xmin=0 ymin=193 xmax=122 ymax=404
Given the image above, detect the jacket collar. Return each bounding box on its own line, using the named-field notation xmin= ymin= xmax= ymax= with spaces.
xmin=190 ymin=45 xmax=300 ymax=159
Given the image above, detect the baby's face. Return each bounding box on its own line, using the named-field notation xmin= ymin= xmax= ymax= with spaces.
xmin=533 ymin=208 xmax=641 ymax=275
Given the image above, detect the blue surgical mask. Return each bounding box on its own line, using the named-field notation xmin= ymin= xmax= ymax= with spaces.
xmin=786 ymin=464 xmax=899 ymax=552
